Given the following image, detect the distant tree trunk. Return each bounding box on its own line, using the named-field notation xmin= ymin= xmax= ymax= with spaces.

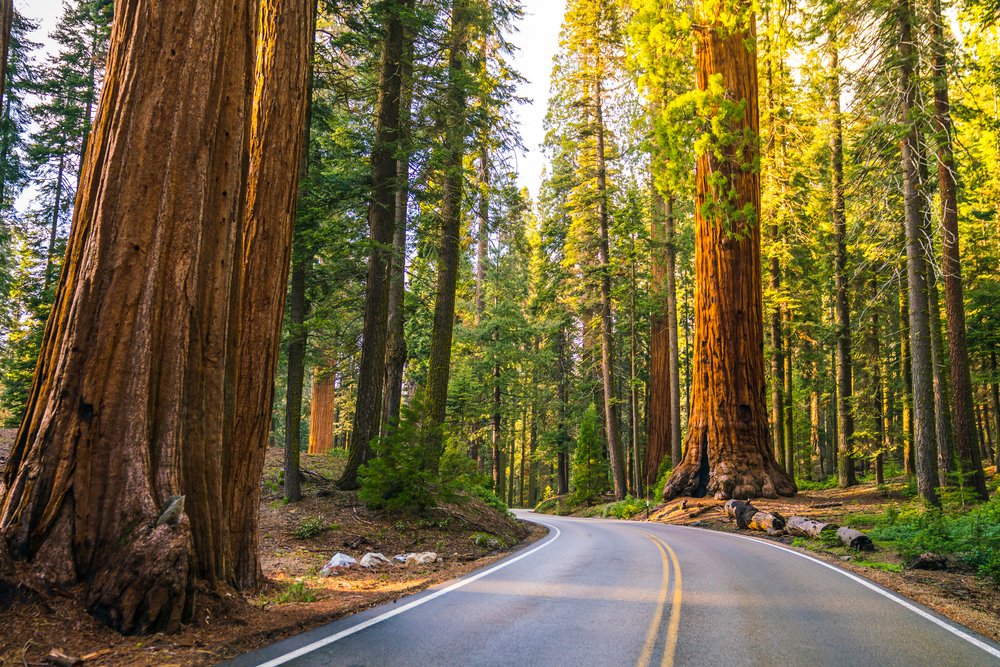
xmin=992 ymin=349 xmax=1000 ymax=468
xmin=0 ymin=0 xmax=12 ymax=110
xmin=631 ymin=236 xmax=641 ymax=494
xmin=770 ymin=225 xmax=784 ymax=472
xmin=811 ymin=376 xmax=823 ymax=477
xmin=556 ymin=324 xmax=569 ymax=495
xmin=529 ymin=338 xmax=539 ymax=505
xmin=594 ymin=77 xmax=626 ymax=500
xmin=493 ymin=356 xmax=503 ymax=497
xmin=44 ymin=151 xmax=66 ymax=289
xmin=475 ymin=147 xmax=488 ymax=324
xmin=929 ymin=0 xmax=988 ymax=499
xmin=662 ymin=8 xmax=795 ymax=501
xmin=900 ymin=259 xmax=915 ymax=474
xmin=927 ymin=264 xmax=955 ymax=486
xmin=0 ymin=0 xmax=309 ymax=631
xmin=340 ymin=0 xmax=409 ymax=489
xmin=784 ymin=314 xmax=794 ymax=480
xmin=382 ymin=40 xmax=413 ymax=435
xmin=665 ymin=196 xmax=682 ymax=469
xmin=309 ymin=363 xmax=336 ymax=454
xmin=830 ymin=34 xmax=857 ymax=489
xmin=648 ymin=189 xmax=671 ymax=479
xmin=899 ymin=0 xmax=940 ymax=505
xmin=425 ymin=0 xmax=470 ymax=469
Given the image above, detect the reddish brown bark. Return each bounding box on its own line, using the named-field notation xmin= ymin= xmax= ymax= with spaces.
xmin=0 ymin=0 xmax=12 ymax=109
xmin=0 ymin=0 xmax=309 ymax=631
xmin=648 ymin=186 xmax=671 ymax=482
xmin=662 ymin=7 xmax=795 ymax=501
xmin=309 ymin=363 xmax=337 ymax=455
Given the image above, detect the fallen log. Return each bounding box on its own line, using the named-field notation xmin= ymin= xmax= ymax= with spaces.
xmin=837 ymin=527 xmax=874 ymax=551
xmin=786 ymin=516 xmax=839 ymax=539
xmin=724 ymin=500 xmax=786 ymax=532
xmin=46 ymin=650 xmax=82 ymax=667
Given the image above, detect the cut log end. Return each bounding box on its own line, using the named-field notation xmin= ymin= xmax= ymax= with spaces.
xmin=837 ymin=527 xmax=875 ymax=551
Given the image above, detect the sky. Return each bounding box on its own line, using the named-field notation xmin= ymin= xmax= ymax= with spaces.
xmin=19 ymin=0 xmax=565 ymax=201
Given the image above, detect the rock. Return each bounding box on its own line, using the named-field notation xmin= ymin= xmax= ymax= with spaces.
xmin=690 ymin=521 xmax=707 ymax=527
xmin=157 ymin=495 xmax=185 ymax=526
xmin=840 ymin=555 xmax=853 ymax=561
xmin=910 ymin=552 xmax=947 ymax=571
xmin=320 ymin=552 xmax=357 ymax=576
xmin=472 ymin=534 xmax=502 ymax=549
xmin=393 ymin=552 xmax=437 ymax=565
xmin=359 ymin=552 xmax=392 ymax=568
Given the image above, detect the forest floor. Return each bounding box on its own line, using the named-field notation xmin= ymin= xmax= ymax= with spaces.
xmin=0 ymin=431 xmax=538 ymax=667
xmin=538 ymin=466 xmax=1000 ymax=647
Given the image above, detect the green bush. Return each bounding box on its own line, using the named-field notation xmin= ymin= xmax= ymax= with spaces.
xmin=359 ymin=398 xmax=507 ymax=515
xmin=294 ymin=516 xmax=335 ymax=539
xmin=571 ymin=404 xmax=609 ymax=504
xmin=795 ymin=476 xmax=839 ymax=491
xmin=603 ymin=494 xmax=646 ymax=520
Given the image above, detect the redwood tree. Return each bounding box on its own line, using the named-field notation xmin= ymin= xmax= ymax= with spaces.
xmin=662 ymin=1 xmax=795 ymax=501
xmin=0 ymin=0 xmax=309 ymax=632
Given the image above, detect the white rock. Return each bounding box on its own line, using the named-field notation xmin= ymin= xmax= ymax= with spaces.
xmin=393 ymin=551 xmax=437 ymax=566
xmin=359 ymin=552 xmax=392 ymax=568
xmin=320 ymin=552 xmax=357 ymax=576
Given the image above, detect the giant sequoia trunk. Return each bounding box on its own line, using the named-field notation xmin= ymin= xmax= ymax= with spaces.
xmin=662 ymin=7 xmax=795 ymax=501
xmin=309 ymin=362 xmax=336 ymax=454
xmin=340 ymin=0 xmax=409 ymax=489
xmin=0 ymin=0 xmax=309 ymax=632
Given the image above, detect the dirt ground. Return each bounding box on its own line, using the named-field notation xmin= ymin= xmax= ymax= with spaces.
xmin=0 ymin=433 xmax=537 ymax=667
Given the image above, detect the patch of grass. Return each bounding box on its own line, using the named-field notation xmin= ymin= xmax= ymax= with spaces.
xmin=294 ymin=516 xmax=336 ymax=539
xmin=270 ymin=581 xmax=315 ymax=605
xmin=853 ymin=560 xmax=904 ymax=572
xmin=842 ymin=513 xmax=881 ymax=528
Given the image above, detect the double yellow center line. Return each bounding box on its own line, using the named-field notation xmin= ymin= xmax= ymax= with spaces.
xmin=634 ymin=530 xmax=682 ymax=667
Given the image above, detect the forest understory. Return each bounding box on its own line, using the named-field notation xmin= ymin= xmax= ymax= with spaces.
xmin=0 ymin=432 xmax=538 ymax=667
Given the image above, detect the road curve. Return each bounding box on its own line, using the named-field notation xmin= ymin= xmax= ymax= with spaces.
xmin=221 ymin=511 xmax=1000 ymax=667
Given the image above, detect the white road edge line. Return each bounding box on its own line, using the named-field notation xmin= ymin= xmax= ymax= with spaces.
xmin=691 ymin=526 xmax=1000 ymax=660
xmin=251 ymin=520 xmax=562 ymax=667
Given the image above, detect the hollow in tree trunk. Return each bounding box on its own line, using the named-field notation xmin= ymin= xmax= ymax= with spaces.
xmin=662 ymin=6 xmax=795 ymax=501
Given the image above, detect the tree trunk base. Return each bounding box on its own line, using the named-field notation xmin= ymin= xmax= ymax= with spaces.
xmin=663 ymin=431 xmax=796 ymax=501
xmin=86 ymin=520 xmax=196 ymax=635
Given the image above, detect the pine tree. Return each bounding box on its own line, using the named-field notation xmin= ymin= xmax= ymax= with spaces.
xmin=572 ymin=403 xmax=609 ymax=503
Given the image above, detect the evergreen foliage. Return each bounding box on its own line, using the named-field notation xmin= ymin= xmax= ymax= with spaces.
xmin=571 ymin=404 xmax=609 ymax=503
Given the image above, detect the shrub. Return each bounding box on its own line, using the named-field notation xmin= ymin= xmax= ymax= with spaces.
xmin=571 ymin=404 xmax=608 ymax=504
xmin=294 ymin=516 xmax=335 ymax=539
xmin=604 ymin=494 xmax=646 ymax=520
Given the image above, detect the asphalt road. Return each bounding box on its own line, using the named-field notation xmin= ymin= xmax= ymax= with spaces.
xmin=222 ymin=511 xmax=1000 ymax=667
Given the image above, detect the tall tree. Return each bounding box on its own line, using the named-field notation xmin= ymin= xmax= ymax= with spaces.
xmin=339 ymin=0 xmax=411 ymax=489
xmin=928 ymin=0 xmax=988 ymax=499
xmin=898 ymin=0 xmax=939 ymax=506
xmin=0 ymin=0 xmax=310 ymax=631
xmin=662 ymin=0 xmax=796 ymax=501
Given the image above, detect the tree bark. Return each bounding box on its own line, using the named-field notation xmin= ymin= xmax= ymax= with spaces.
xmin=230 ymin=0 xmax=312 ymax=589
xmin=382 ymin=37 xmax=414 ymax=435
xmin=649 ymin=189 xmax=671 ymax=479
xmin=340 ymin=0 xmax=409 ymax=489
xmin=830 ymin=34 xmax=857 ymax=489
xmin=665 ymin=196 xmax=682 ymax=470
xmin=927 ymin=262 xmax=955 ymax=486
xmin=424 ymin=0 xmax=470 ymax=470
xmin=929 ymin=0 xmax=988 ymax=499
xmin=784 ymin=311 xmax=794 ymax=480
xmin=594 ymin=76 xmax=627 ymax=500
xmin=0 ymin=0 xmax=305 ymax=632
xmin=900 ymin=258 xmax=915 ymax=474
xmin=899 ymin=0 xmax=940 ymax=505
xmin=556 ymin=324 xmax=569 ymax=495
xmin=0 ymin=0 xmax=12 ymax=111
xmin=662 ymin=7 xmax=795 ymax=501
xmin=309 ymin=363 xmax=336 ymax=454
xmin=992 ymin=349 xmax=1000 ymax=468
